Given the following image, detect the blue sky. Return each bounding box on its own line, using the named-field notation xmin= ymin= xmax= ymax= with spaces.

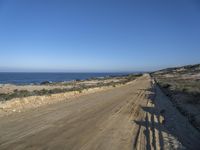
xmin=0 ymin=0 xmax=200 ymax=72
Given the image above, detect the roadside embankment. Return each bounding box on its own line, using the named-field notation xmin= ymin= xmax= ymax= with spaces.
xmin=0 ymin=80 xmax=136 ymax=117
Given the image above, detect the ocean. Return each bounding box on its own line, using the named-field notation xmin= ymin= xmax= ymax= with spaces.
xmin=0 ymin=73 xmax=129 ymax=85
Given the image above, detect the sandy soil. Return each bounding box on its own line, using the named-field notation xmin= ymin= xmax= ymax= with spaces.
xmin=0 ymin=75 xmax=199 ymax=150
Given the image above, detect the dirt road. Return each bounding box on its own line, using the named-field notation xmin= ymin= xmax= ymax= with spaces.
xmin=0 ymin=75 xmax=199 ymax=150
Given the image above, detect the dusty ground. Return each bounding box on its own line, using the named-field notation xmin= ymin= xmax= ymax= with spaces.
xmin=0 ymin=75 xmax=199 ymax=150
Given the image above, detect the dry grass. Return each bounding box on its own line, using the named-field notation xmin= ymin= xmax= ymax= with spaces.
xmin=152 ymin=64 xmax=200 ymax=131
xmin=0 ymin=74 xmax=142 ymax=102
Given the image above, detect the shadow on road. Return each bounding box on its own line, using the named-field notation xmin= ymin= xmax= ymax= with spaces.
xmin=134 ymin=107 xmax=165 ymax=150
xmin=131 ymin=77 xmax=200 ymax=150
xmin=132 ymin=87 xmax=167 ymax=150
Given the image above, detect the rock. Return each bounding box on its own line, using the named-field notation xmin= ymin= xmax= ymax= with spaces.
xmin=40 ymin=81 xmax=51 ymax=85
xmin=160 ymin=115 xmax=165 ymax=124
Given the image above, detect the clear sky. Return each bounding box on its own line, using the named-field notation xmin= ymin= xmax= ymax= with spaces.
xmin=0 ymin=0 xmax=200 ymax=72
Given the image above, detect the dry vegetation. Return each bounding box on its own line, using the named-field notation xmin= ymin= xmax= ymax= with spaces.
xmin=151 ymin=64 xmax=200 ymax=131
xmin=0 ymin=74 xmax=142 ymax=102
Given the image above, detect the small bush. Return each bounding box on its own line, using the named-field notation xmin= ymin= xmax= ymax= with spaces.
xmin=40 ymin=81 xmax=51 ymax=85
xmin=162 ymin=83 xmax=171 ymax=89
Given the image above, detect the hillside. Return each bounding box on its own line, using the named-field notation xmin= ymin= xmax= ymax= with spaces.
xmin=154 ymin=64 xmax=200 ymax=76
xmin=152 ymin=64 xmax=200 ymax=131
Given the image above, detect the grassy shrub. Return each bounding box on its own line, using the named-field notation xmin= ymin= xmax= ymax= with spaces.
xmin=0 ymin=88 xmax=71 ymax=101
xmin=0 ymin=74 xmax=143 ymax=102
xmin=0 ymin=90 xmax=31 ymax=101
